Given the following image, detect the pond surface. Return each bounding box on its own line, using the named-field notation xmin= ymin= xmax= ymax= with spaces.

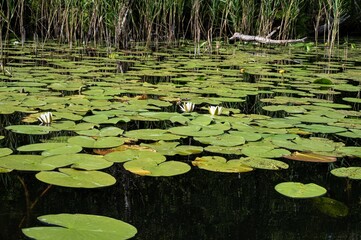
xmin=0 ymin=41 xmax=361 ymax=239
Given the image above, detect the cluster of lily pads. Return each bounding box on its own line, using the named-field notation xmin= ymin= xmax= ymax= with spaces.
xmin=0 ymin=42 xmax=360 ymax=237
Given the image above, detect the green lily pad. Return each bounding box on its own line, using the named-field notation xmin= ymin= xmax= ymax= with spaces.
xmin=104 ymin=150 xmax=166 ymax=163
xmin=42 ymin=154 xmax=113 ymax=170
xmin=22 ymin=213 xmax=137 ymax=240
xmin=6 ymin=125 xmax=55 ymax=135
xmin=67 ymin=136 xmax=124 ymax=149
xmin=125 ymin=129 xmax=182 ymax=141
xmin=238 ymin=157 xmax=289 ymax=170
xmin=76 ymin=127 xmax=124 ymax=137
xmin=195 ymin=133 xmax=246 ymax=147
xmin=17 ymin=143 xmax=70 ymax=152
xmin=123 ymin=159 xmax=190 ymax=177
xmin=0 ymin=155 xmax=53 ymax=171
xmin=168 ymin=125 xmax=223 ymax=137
xmin=204 ymin=145 xmax=243 ymax=155
xmin=331 ymin=167 xmax=361 ymax=179
xmin=192 ymin=156 xmax=253 ymax=173
xmin=36 ymin=168 xmax=116 ymax=188
xmin=275 ymin=182 xmax=327 ymax=198
xmin=241 ymin=145 xmax=290 ymax=158
xmin=0 ymin=148 xmax=13 ymax=157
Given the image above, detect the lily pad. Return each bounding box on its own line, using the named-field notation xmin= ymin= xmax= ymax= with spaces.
xmin=104 ymin=150 xmax=166 ymax=163
xmin=76 ymin=127 xmax=124 ymax=137
xmin=22 ymin=213 xmax=137 ymax=240
xmin=67 ymin=136 xmax=124 ymax=149
xmin=36 ymin=168 xmax=116 ymax=188
xmin=192 ymin=156 xmax=253 ymax=173
xmin=195 ymin=133 xmax=246 ymax=147
xmin=6 ymin=125 xmax=55 ymax=135
xmin=125 ymin=129 xmax=182 ymax=141
xmin=241 ymin=145 xmax=290 ymax=158
xmin=0 ymin=148 xmax=13 ymax=157
xmin=331 ymin=167 xmax=361 ymax=179
xmin=275 ymin=182 xmax=327 ymax=198
xmin=0 ymin=155 xmax=53 ymax=171
xmin=42 ymin=154 xmax=113 ymax=170
xmin=123 ymin=159 xmax=191 ymax=177
xmin=238 ymin=157 xmax=289 ymax=170
xmin=284 ymin=152 xmax=337 ymax=162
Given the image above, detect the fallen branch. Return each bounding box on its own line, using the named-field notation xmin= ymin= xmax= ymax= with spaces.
xmin=230 ymin=26 xmax=307 ymax=44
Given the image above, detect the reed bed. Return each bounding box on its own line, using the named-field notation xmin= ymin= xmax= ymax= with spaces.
xmin=0 ymin=0 xmax=360 ymax=49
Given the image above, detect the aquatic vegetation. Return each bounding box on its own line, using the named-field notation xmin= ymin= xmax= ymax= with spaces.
xmin=275 ymin=182 xmax=327 ymax=199
xmin=208 ymin=105 xmax=223 ymax=116
xmin=180 ymin=102 xmax=195 ymax=113
xmin=37 ymin=112 xmax=53 ymax=125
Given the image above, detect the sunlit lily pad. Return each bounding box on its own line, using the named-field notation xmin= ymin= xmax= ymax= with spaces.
xmin=36 ymin=168 xmax=116 ymax=188
xmin=195 ymin=133 xmax=245 ymax=147
xmin=125 ymin=129 xmax=182 ymax=141
xmin=76 ymin=127 xmax=124 ymax=137
xmin=6 ymin=125 xmax=55 ymax=135
xmin=331 ymin=167 xmax=361 ymax=179
xmin=104 ymin=150 xmax=166 ymax=163
xmin=238 ymin=157 xmax=289 ymax=170
xmin=168 ymin=125 xmax=223 ymax=137
xmin=0 ymin=148 xmax=13 ymax=157
xmin=67 ymin=136 xmax=124 ymax=148
xmin=275 ymin=182 xmax=327 ymax=198
xmin=22 ymin=213 xmax=137 ymax=240
xmin=284 ymin=152 xmax=337 ymax=163
xmin=0 ymin=155 xmax=53 ymax=171
xmin=204 ymin=145 xmax=243 ymax=155
xmin=124 ymin=159 xmax=190 ymax=177
xmin=241 ymin=146 xmax=290 ymax=158
xmin=42 ymin=154 xmax=113 ymax=170
xmin=192 ymin=156 xmax=253 ymax=173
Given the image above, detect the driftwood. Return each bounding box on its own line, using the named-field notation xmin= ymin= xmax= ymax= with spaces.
xmin=229 ymin=26 xmax=306 ymax=44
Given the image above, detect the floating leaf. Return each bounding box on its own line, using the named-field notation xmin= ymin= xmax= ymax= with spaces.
xmin=22 ymin=213 xmax=137 ymax=240
xmin=6 ymin=125 xmax=55 ymax=135
xmin=36 ymin=168 xmax=116 ymax=188
xmin=241 ymin=146 xmax=290 ymax=158
xmin=195 ymin=133 xmax=245 ymax=147
xmin=0 ymin=155 xmax=53 ymax=171
xmin=331 ymin=167 xmax=361 ymax=179
xmin=42 ymin=154 xmax=113 ymax=170
xmin=125 ymin=129 xmax=182 ymax=141
xmin=238 ymin=157 xmax=289 ymax=170
xmin=67 ymin=136 xmax=124 ymax=149
xmin=104 ymin=150 xmax=166 ymax=163
xmin=275 ymin=182 xmax=327 ymax=198
xmin=284 ymin=152 xmax=337 ymax=163
xmin=192 ymin=156 xmax=253 ymax=173
xmin=0 ymin=148 xmax=13 ymax=157
xmin=124 ymin=159 xmax=190 ymax=177
xmin=76 ymin=127 xmax=124 ymax=137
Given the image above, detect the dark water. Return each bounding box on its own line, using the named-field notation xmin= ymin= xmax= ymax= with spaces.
xmin=1 ymin=160 xmax=361 ymax=240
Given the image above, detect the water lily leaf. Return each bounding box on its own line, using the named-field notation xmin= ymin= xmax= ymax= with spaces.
xmin=67 ymin=136 xmax=124 ymax=149
xmin=170 ymin=115 xmax=190 ymax=125
xmin=6 ymin=125 xmax=55 ymax=135
xmin=312 ymin=197 xmax=349 ymax=218
xmin=192 ymin=156 xmax=253 ymax=173
xmin=228 ymin=131 xmax=262 ymax=142
xmin=195 ymin=134 xmax=246 ymax=147
xmin=0 ymin=167 xmax=12 ymax=173
xmin=139 ymin=112 xmax=181 ymax=120
xmin=124 ymin=159 xmax=190 ymax=177
xmin=262 ymin=105 xmax=307 ymax=114
xmin=296 ymin=124 xmax=347 ymax=134
xmin=272 ymin=137 xmax=339 ymax=153
xmin=36 ymin=168 xmax=116 ymax=188
xmin=52 ymin=121 xmax=95 ymax=131
xmin=172 ymin=145 xmax=203 ymax=155
xmin=0 ymin=155 xmax=53 ymax=171
xmin=337 ymin=146 xmax=361 ymax=158
xmin=141 ymin=141 xmax=179 ymax=155
xmin=53 ymin=112 xmax=83 ymax=121
xmin=18 ymin=143 xmax=71 ymax=152
xmin=337 ymin=129 xmax=361 ymax=138
xmin=288 ymin=114 xmax=336 ymax=123
xmin=22 ymin=213 xmax=137 ymax=240
xmin=42 ymin=145 xmax=83 ymax=157
xmin=76 ymin=127 xmax=124 ymax=137
xmin=0 ymin=148 xmax=13 ymax=157
xmin=238 ymin=157 xmax=289 ymax=170
xmin=104 ymin=150 xmax=166 ymax=163
xmin=125 ymin=129 xmax=182 ymax=141
xmin=284 ymin=152 xmax=337 ymax=162
xmin=331 ymin=167 xmax=361 ymax=179
xmin=204 ymin=146 xmax=243 ymax=155
xmin=168 ymin=125 xmax=223 ymax=137
xmin=275 ymin=182 xmax=327 ymax=198
xmin=190 ymin=115 xmax=213 ymax=126
xmin=42 ymin=154 xmax=113 ymax=170
xmin=241 ymin=145 xmax=290 ymax=158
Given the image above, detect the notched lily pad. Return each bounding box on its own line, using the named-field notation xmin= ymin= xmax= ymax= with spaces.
xmin=22 ymin=213 xmax=137 ymax=240
xmin=192 ymin=156 xmax=253 ymax=173
xmin=275 ymin=182 xmax=327 ymax=198
xmin=238 ymin=157 xmax=289 ymax=170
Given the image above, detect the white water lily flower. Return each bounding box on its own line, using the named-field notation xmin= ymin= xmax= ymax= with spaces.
xmin=180 ymin=102 xmax=195 ymax=113
xmin=208 ymin=106 xmax=223 ymax=116
xmin=38 ymin=112 xmax=53 ymax=125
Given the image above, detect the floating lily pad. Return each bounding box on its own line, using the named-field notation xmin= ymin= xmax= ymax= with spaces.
xmin=36 ymin=168 xmax=116 ymax=188
xmin=125 ymin=129 xmax=182 ymax=141
xmin=192 ymin=156 xmax=253 ymax=173
xmin=0 ymin=155 xmax=52 ymax=171
xmin=168 ymin=125 xmax=223 ymax=137
xmin=104 ymin=150 xmax=166 ymax=163
xmin=195 ymin=133 xmax=245 ymax=147
xmin=123 ymin=159 xmax=190 ymax=177
xmin=42 ymin=154 xmax=113 ymax=170
xmin=0 ymin=148 xmax=13 ymax=157
xmin=204 ymin=145 xmax=243 ymax=155
xmin=241 ymin=146 xmax=290 ymax=158
xmin=6 ymin=125 xmax=55 ymax=135
xmin=275 ymin=182 xmax=327 ymax=198
xmin=238 ymin=157 xmax=289 ymax=170
xmin=331 ymin=167 xmax=361 ymax=179
xmin=67 ymin=136 xmax=124 ymax=149
xmin=76 ymin=127 xmax=124 ymax=137
xmin=284 ymin=152 xmax=337 ymax=162
xmin=22 ymin=213 xmax=137 ymax=240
